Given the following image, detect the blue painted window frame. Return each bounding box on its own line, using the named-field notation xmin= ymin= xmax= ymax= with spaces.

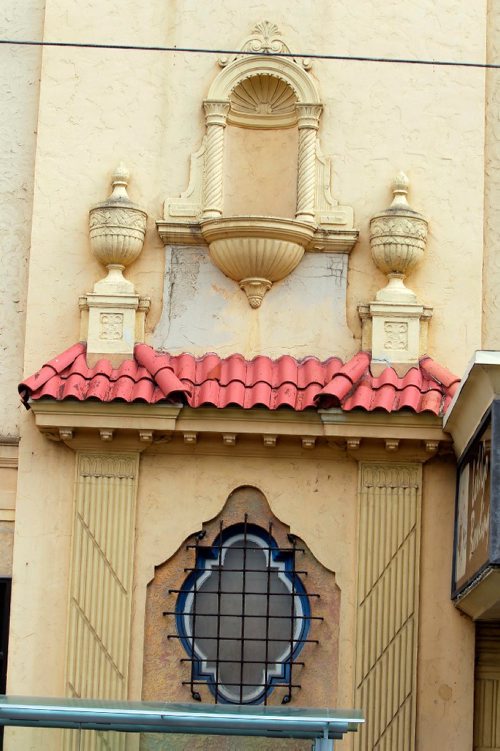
xmin=175 ymin=522 xmax=311 ymax=704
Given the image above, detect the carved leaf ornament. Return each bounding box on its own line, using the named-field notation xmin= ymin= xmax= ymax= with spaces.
xmin=370 ymin=217 xmax=427 ymax=240
xmin=89 ymin=208 xmax=146 ymax=232
xmin=176 ymin=523 xmax=311 ymax=704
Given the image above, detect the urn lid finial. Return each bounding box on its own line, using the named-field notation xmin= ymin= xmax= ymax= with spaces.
xmin=377 ymin=171 xmax=424 ymax=220
xmin=109 ymin=162 xmax=130 ymax=200
xmin=390 ymin=171 xmax=410 ymax=208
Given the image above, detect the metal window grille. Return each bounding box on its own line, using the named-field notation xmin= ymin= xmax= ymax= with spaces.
xmin=165 ymin=516 xmax=320 ymax=705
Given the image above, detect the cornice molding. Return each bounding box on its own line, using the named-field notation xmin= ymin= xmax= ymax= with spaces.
xmin=0 ymin=441 xmax=19 ymax=469
xmin=29 ymin=401 xmax=451 ymax=457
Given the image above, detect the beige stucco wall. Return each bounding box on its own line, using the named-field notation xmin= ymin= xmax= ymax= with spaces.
xmin=4 ymin=0 xmax=492 ymax=748
xmin=21 ymin=0 xmax=487 ymax=376
xmin=7 ymin=437 xmax=475 ymax=749
xmin=418 ymin=459 xmax=475 ymax=749
xmin=482 ymin=0 xmax=500 ymax=350
xmin=7 ymin=426 xmax=74 ymax=697
xmin=0 ymin=1 xmax=45 ymax=437
xmin=131 ymin=448 xmax=358 ymax=715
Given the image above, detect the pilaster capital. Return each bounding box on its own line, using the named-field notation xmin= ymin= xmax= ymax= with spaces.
xmin=203 ymin=100 xmax=230 ymax=126
xmin=296 ymin=103 xmax=323 ymax=129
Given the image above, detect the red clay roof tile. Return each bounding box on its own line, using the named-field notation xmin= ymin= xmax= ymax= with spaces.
xmin=419 ymin=357 xmax=461 ymax=390
xmin=18 ymin=343 xmax=457 ymax=417
xmin=397 ymin=385 xmax=425 ymax=412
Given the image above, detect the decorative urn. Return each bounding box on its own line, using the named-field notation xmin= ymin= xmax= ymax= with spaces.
xmin=89 ymin=163 xmax=147 ymax=291
xmin=369 ymin=172 xmax=428 ymax=302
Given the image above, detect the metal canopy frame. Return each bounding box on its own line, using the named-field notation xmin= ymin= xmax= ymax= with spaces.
xmin=0 ymin=696 xmax=364 ymax=750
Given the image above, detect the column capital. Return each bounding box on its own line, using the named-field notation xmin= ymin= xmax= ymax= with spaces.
xmin=296 ymin=103 xmax=323 ymax=129
xmin=203 ymin=100 xmax=230 ymax=126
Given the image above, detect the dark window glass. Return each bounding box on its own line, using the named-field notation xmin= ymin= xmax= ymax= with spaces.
xmin=0 ymin=579 xmax=11 ymax=750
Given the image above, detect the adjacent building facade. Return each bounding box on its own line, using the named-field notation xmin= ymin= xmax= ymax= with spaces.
xmin=1 ymin=1 xmax=500 ymax=749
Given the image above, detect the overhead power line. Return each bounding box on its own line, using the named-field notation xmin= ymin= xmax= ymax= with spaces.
xmin=0 ymin=38 xmax=498 ymax=70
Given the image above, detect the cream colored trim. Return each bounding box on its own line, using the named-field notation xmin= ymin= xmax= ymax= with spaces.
xmin=319 ymin=408 xmax=448 ymax=442
xmin=200 ymin=216 xmax=312 ymax=307
xmin=0 ymin=442 xmax=18 ymax=469
xmin=454 ymin=567 xmax=500 ymax=620
xmin=228 ymin=74 xmax=298 ymax=129
xmin=296 ymin=105 xmax=322 ymax=223
xmin=354 ymin=463 xmax=421 ymax=751
xmin=0 ymin=510 xmax=15 ymax=522
xmin=361 ymin=174 xmax=432 ymax=375
xmin=31 ymin=402 xmax=182 ymax=435
xmin=207 ymin=55 xmax=321 ymax=107
xmin=83 ymin=166 xmax=149 ymax=360
xmin=64 ymin=453 xmax=139 ymax=714
xmin=29 ymin=401 xmax=451 ymax=458
xmin=443 ymin=350 xmax=500 ymax=458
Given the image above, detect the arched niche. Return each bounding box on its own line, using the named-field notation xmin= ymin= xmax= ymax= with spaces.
xmin=202 ymin=55 xmax=322 ymax=223
xmin=223 ymin=74 xmax=299 ymax=218
xmin=158 ymin=22 xmax=358 ymax=308
xmin=206 ymin=55 xmax=321 ymax=112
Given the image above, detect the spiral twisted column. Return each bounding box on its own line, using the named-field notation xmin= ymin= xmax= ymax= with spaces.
xmin=295 ymin=104 xmax=322 ymax=223
xmin=202 ymin=100 xmax=230 ymax=219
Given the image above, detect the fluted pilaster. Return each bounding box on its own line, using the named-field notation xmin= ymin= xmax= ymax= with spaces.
xmin=354 ymin=463 xmax=421 ymax=751
xmin=63 ymin=452 xmax=139 ymax=751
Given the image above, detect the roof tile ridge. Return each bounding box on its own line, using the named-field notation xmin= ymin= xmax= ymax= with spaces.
xmin=134 ymin=343 xmax=191 ymax=399
xmin=41 ymin=342 xmax=87 ymax=375
xmin=18 ymin=341 xmax=87 ymax=407
xmin=138 ymin=348 xmax=350 ymax=368
xmin=154 ymin=348 xmax=247 ymax=363
xmin=134 ymin=343 xmax=171 ymax=373
xmin=320 ymin=354 xmax=345 ymax=365
xmin=86 ymin=357 xmax=115 ymax=379
xmin=271 ymin=353 xmax=301 ymax=369
xmin=113 ymin=357 xmax=142 ymax=380
xmin=313 ymin=351 xmax=371 ymax=407
xmin=419 ymin=355 xmax=460 ymax=389
xmin=340 ymin=350 xmax=372 ymax=383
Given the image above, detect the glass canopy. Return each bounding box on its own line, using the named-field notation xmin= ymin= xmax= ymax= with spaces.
xmin=0 ymin=696 xmax=364 ymax=748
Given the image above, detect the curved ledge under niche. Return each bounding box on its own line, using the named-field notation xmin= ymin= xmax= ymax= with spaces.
xmin=201 ymin=216 xmax=315 ymax=308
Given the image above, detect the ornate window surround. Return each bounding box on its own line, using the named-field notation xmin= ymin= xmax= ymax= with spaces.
xmin=171 ymin=519 xmax=313 ymax=705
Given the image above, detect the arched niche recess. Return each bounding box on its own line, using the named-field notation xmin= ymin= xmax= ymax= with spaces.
xmin=223 ymin=77 xmax=299 ymax=219
xmin=157 ymin=21 xmax=358 ymax=307
xmin=142 ymin=485 xmax=340 ymax=710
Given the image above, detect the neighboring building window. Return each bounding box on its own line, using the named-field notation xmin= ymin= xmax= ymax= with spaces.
xmin=172 ymin=517 xmax=314 ymax=704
